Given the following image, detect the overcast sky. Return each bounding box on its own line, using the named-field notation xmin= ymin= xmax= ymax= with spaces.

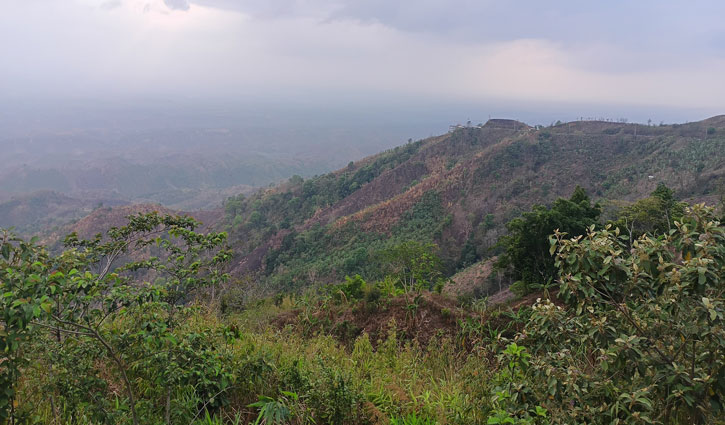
xmin=2 ymin=0 xmax=725 ymax=122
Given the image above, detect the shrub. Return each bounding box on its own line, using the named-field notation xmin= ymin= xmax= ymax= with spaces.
xmin=518 ymin=204 xmax=725 ymax=424
xmin=496 ymin=186 xmax=601 ymax=287
xmin=508 ymin=280 xmax=529 ymax=298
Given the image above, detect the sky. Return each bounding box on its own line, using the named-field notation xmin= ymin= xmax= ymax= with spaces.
xmin=2 ymin=0 xmax=725 ymax=124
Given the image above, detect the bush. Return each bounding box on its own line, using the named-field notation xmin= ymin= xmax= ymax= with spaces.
xmin=517 ymin=204 xmax=725 ymax=424
xmin=509 ymin=280 xmax=529 ymax=298
xmin=496 ymin=186 xmax=601 ymax=287
xmin=307 ymin=363 xmax=365 ymax=424
xmin=332 ymin=274 xmax=366 ymax=302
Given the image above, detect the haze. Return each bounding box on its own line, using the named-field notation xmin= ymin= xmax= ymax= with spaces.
xmin=1 ymin=0 xmax=724 ymax=207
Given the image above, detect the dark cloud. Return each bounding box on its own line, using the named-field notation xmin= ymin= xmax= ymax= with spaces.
xmin=190 ymin=0 xmax=725 ymax=54
xmin=164 ymin=0 xmax=191 ymax=11
xmin=331 ymin=0 xmax=725 ymax=51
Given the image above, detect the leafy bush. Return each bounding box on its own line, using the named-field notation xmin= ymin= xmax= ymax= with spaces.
xmin=496 ymin=186 xmax=601 ymax=289
xmin=508 ymin=281 xmax=529 ymax=298
xmin=4 ymin=194 xmax=725 ymax=425
xmin=518 ymin=204 xmax=725 ymax=424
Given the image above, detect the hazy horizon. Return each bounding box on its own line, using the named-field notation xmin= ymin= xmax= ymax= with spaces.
xmin=2 ymin=0 xmax=724 ymax=208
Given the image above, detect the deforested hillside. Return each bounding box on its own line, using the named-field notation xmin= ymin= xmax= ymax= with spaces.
xmin=222 ymin=116 xmax=725 ymax=294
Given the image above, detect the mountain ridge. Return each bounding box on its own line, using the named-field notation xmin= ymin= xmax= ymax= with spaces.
xmin=219 ymin=116 xmax=724 ymax=294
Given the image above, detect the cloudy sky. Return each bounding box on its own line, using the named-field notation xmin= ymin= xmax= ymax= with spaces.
xmin=2 ymin=0 xmax=725 ymax=121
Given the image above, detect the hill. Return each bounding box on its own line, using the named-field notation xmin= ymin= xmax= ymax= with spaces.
xmin=220 ymin=116 xmax=725 ymax=295
xmin=0 ymin=190 xmax=128 ymax=235
xmin=36 ymin=202 xmax=224 ymax=248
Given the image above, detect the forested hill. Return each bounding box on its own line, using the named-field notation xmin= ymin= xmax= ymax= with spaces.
xmin=221 ymin=116 xmax=725 ymax=293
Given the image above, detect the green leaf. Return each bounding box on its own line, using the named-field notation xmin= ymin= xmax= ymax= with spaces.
xmin=40 ymin=302 xmax=52 ymax=314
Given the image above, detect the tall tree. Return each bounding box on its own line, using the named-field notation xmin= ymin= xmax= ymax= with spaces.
xmin=496 ymin=186 xmax=601 ymax=287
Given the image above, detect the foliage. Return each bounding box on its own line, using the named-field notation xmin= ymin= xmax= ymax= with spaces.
xmin=3 ymin=190 xmax=725 ymax=424
xmin=261 ymin=191 xmax=451 ymax=293
xmin=457 ymin=236 xmax=479 ymax=269
xmin=249 ymin=391 xmax=298 ymax=425
xmin=612 ymin=183 xmax=686 ymax=243
xmin=1 ymin=212 xmax=231 ymax=425
xmin=380 ymin=241 xmax=445 ymax=295
xmin=390 ymin=413 xmax=438 ymax=425
xmin=496 ymin=186 xmax=601 ymax=289
xmin=224 ymin=140 xmax=424 ymax=244
xmin=486 ymin=343 xmax=548 ymax=425
xmin=330 ymin=274 xmax=367 ymax=302
xmin=515 ymin=204 xmax=725 ymax=424
xmin=0 ymin=231 xmax=53 ymax=423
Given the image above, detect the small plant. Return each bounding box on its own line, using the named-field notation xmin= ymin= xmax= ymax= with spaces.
xmin=248 ymin=391 xmax=298 ymax=425
xmin=486 ymin=343 xmax=547 ymax=425
xmin=508 ymin=281 xmax=529 ymax=298
xmin=440 ymin=307 xmax=451 ymax=319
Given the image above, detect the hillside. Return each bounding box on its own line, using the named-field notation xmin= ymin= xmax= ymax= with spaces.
xmin=0 ymin=190 xmax=129 ymax=235
xmin=221 ymin=116 xmax=725 ymax=294
xmin=36 ymin=202 xmax=223 ymax=247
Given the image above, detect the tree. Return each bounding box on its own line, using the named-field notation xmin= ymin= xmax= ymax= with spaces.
xmin=613 ymin=183 xmax=685 ymax=244
xmin=380 ymin=241 xmax=445 ymax=317
xmin=0 ymin=212 xmax=231 ymax=425
xmin=496 ymin=186 xmax=601 ymax=289
xmin=515 ymin=204 xmax=725 ymax=424
xmin=0 ymin=232 xmax=52 ymax=423
xmin=457 ymin=236 xmax=479 ymax=269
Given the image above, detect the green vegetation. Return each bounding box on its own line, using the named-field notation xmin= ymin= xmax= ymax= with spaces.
xmin=224 ymin=141 xmax=424 ymax=245
xmin=259 ymin=190 xmax=450 ymax=292
xmin=495 ymin=186 xmax=601 ymax=290
xmin=612 ymin=183 xmax=686 ymax=243
xmin=2 ymin=193 xmax=723 ymax=424
xmin=3 ymin=117 xmax=725 ymax=424
xmin=217 ymin=118 xmax=725 ymax=303
xmin=1 ymin=212 xmax=232 ymax=425
xmin=531 ymin=204 xmax=725 ymax=423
